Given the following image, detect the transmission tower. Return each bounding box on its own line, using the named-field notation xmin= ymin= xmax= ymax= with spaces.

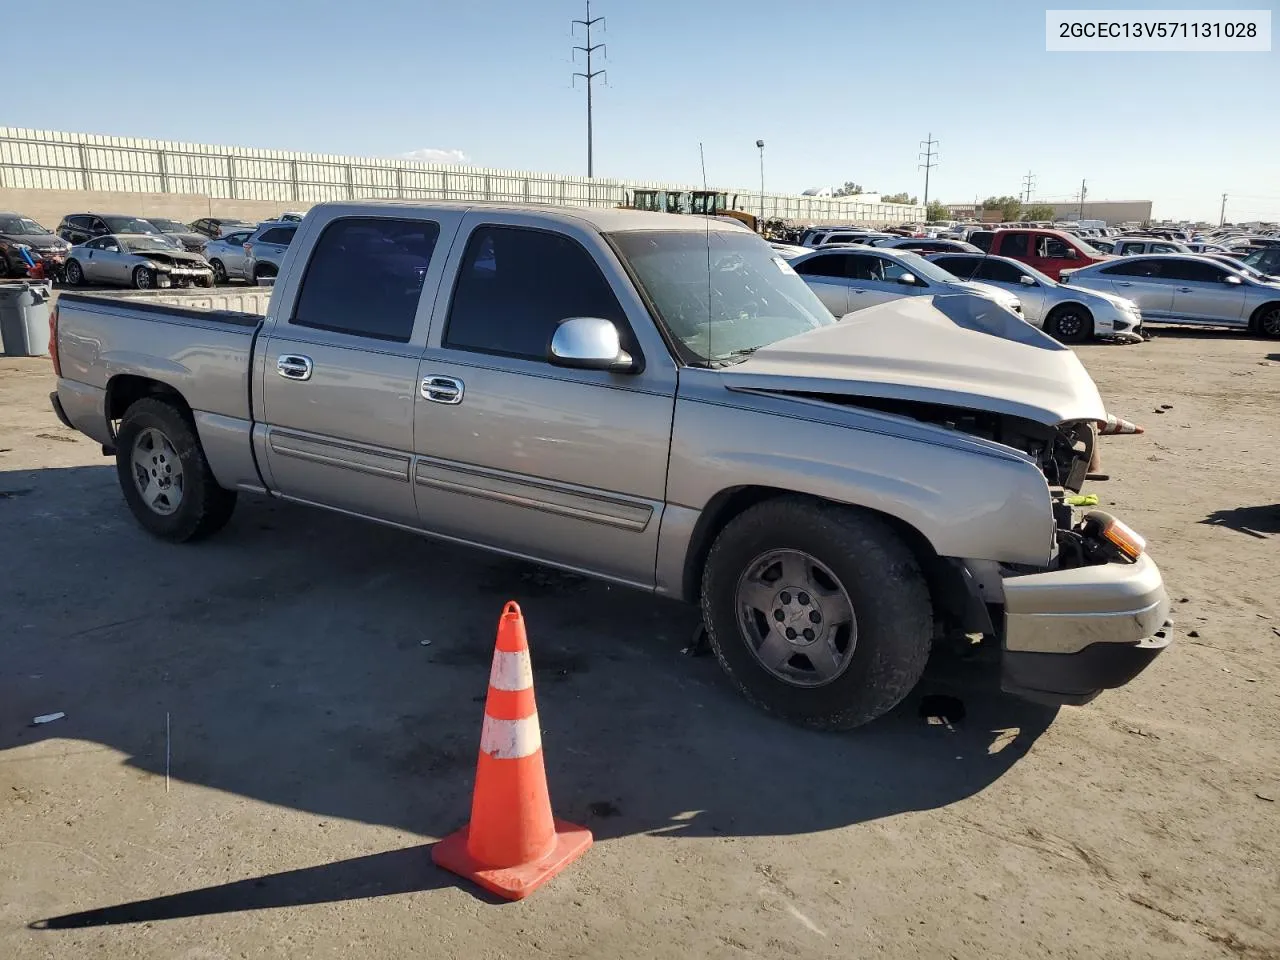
xmin=572 ymin=1 xmax=606 ymax=178
xmin=918 ymin=134 xmax=939 ymax=212
xmin=1022 ymin=170 xmax=1036 ymax=205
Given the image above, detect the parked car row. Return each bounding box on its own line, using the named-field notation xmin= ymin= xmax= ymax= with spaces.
xmin=0 ymin=206 xmax=302 ymax=288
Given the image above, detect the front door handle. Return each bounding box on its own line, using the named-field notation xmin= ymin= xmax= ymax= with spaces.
xmin=1177 ymin=287 xmax=1193 ymax=292
xmin=421 ymin=375 xmax=464 ymax=404
xmin=277 ymin=354 xmax=313 ymax=381
xmin=1115 ymin=282 xmax=1133 ymax=287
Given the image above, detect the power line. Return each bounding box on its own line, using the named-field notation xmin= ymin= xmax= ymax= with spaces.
xmin=918 ymin=134 xmax=939 ymax=212
xmin=571 ymin=1 xmax=606 ymax=178
xmin=1022 ymin=170 xmax=1036 ymax=205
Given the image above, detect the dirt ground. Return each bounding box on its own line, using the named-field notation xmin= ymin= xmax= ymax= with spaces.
xmin=2 ymin=331 xmax=1278 ymax=960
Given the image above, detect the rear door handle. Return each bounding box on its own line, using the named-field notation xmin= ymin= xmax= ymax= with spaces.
xmin=276 ymin=355 xmax=313 ymax=381
xmin=421 ymin=375 xmax=464 ymax=404
xmin=1115 ymin=282 xmax=1133 ymax=287
xmin=1177 ymin=287 xmax=1193 ymax=292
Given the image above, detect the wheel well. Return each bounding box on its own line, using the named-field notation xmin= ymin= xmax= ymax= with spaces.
xmin=681 ymin=487 xmax=972 ymax=631
xmin=254 ymin=262 xmax=278 ymax=277
xmin=1046 ymin=301 xmax=1093 ymax=320
xmin=105 ymin=375 xmax=192 ymax=429
xmin=1248 ymin=300 xmax=1280 ymax=331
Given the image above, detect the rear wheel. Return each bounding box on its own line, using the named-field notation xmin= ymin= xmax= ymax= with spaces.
xmin=1045 ymin=304 xmax=1094 ymax=344
xmin=115 ymin=398 xmax=237 ymax=542
xmin=701 ymin=497 xmax=932 ymax=730
xmin=133 ymin=266 xmax=156 ymax=290
xmin=1251 ymin=302 xmax=1280 ymax=339
xmin=64 ymin=259 xmax=84 ymax=286
xmin=209 ymin=259 xmax=227 ymax=284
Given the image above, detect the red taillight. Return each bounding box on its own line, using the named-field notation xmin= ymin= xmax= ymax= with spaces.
xmin=49 ymin=304 xmax=61 ymax=376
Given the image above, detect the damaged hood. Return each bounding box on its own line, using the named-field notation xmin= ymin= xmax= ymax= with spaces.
xmin=133 ymin=250 xmax=210 ymax=268
xmin=723 ymin=293 xmax=1106 ymax=425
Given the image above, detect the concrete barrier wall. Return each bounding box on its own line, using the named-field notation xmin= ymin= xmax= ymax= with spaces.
xmin=2 ymin=127 xmax=926 ymax=228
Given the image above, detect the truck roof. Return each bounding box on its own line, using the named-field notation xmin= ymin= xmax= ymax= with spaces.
xmin=308 ymin=199 xmax=747 ymax=234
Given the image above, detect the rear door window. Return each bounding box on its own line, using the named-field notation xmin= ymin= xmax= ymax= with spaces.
xmin=1157 ymin=259 xmax=1228 ymax=283
xmin=291 ymin=217 xmax=439 ymax=343
xmin=444 ymin=225 xmax=627 ymax=361
xmin=793 ymin=254 xmax=849 ymax=278
xmin=1099 ymin=258 xmax=1163 ymax=278
xmin=1000 ymin=232 xmax=1031 ymax=257
xmin=975 ymin=259 xmax=1026 ymax=283
xmin=258 ymin=226 xmax=297 ymax=246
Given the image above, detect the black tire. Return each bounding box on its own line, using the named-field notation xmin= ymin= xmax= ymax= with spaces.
xmin=64 ymin=259 xmax=84 ymax=286
xmin=196 ymin=274 xmax=214 ymax=289
xmin=1250 ymin=302 xmax=1280 ymax=339
xmin=115 ymin=398 xmax=237 ymax=542
xmin=1045 ymin=304 xmax=1094 ymax=344
xmin=700 ymin=497 xmax=931 ymax=730
xmin=133 ymin=266 xmax=156 ymax=290
xmin=210 ymin=259 xmax=227 ymax=285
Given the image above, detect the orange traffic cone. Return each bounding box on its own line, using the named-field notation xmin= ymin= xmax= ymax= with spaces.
xmin=1097 ymin=413 xmax=1145 ymax=436
xmin=432 ymin=602 xmax=592 ymax=900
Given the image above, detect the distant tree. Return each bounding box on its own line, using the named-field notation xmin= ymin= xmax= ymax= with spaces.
xmin=1024 ymin=203 xmax=1057 ymax=221
xmin=882 ymin=192 xmax=917 ymax=205
xmin=832 ymin=181 xmax=864 ymax=197
xmin=926 ymin=200 xmax=948 ymax=221
xmin=984 ymin=195 xmax=1024 ymax=221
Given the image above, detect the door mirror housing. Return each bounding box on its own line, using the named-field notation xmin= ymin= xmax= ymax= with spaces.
xmin=1065 ymin=248 xmax=1080 ymax=259
xmin=1019 ymin=274 xmax=1037 ymax=286
xmin=548 ymin=317 xmax=635 ymax=372
xmin=897 ymin=272 xmax=917 ymax=286
xmin=1224 ymin=274 xmax=1243 ymax=285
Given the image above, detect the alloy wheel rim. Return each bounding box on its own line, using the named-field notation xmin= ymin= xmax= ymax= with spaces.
xmin=735 ymin=549 xmax=858 ymax=688
xmin=131 ymin=428 xmax=184 ymax=515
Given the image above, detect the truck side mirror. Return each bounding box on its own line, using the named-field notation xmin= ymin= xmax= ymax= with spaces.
xmin=549 ymin=317 xmax=635 ymax=372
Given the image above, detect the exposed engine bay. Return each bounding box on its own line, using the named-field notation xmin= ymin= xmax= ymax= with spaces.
xmin=805 ymin=394 xmax=1095 ymax=494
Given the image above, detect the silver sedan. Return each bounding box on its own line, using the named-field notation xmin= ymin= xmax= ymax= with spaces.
xmin=929 ymin=253 xmax=1143 ymax=343
xmin=64 ymin=234 xmax=213 ymax=290
xmin=790 ymin=247 xmax=1024 ymax=317
xmin=1061 ymin=254 xmax=1280 ymax=338
xmin=204 ymin=229 xmax=255 ymax=283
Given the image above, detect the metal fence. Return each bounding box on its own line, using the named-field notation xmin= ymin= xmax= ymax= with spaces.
xmin=0 ymin=127 xmax=924 ymax=226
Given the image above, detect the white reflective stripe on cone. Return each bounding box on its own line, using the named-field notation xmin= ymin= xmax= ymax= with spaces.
xmin=480 ymin=714 xmax=542 ymax=760
xmin=489 ymin=649 xmax=534 ymax=692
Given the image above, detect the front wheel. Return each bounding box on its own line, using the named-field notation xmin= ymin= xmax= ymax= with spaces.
xmin=64 ymin=259 xmax=84 ymax=286
xmin=114 ymin=398 xmax=237 ymax=542
xmin=133 ymin=266 xmax=156 ymax=290
xmin=1251 ymin=302 xmax=1280 ymax=339
xmin=1045 ymin=305 xmax=1094 ymax=344
xmin=701 ymin=497 xmax=932 ymax=730
xmin=209 ymin=259 xmax=227 ymax=284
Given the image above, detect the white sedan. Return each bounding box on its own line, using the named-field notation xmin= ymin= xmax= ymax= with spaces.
xmin=790 ymin=247 xmax=1024 ymax=318
xmin=929 ymin=253 xmax=1142 ymax=343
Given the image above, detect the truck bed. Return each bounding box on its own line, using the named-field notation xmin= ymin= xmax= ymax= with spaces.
xmin=52 ymin=290 xmax=266 ymax=491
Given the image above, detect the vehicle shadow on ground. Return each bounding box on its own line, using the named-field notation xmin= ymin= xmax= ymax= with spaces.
xmin=1201 ymin=504 xmax=1280 ymax=539
xmin=2 ymin=465 xmax=1056 ymax=926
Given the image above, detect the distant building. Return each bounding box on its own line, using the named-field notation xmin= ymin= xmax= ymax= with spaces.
xmin=1046 ymin=200 xmax=1153 ymax=226
xmin=943 ymin=199 xmax=1153 ymax=226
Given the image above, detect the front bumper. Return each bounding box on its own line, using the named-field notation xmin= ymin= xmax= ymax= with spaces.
xmin=999 ymin=552 xmax=1172 ymax=704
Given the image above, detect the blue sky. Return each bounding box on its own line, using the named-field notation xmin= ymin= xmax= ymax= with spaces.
xmin=13 ymin=0 xmax=1278 ymax=222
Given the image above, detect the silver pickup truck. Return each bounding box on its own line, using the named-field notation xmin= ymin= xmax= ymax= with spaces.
xmin=49 ymin=201 xmax=1171 ymax=729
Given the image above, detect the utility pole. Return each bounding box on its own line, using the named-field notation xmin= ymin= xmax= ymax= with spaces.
xmin=571 ymin=1 xmax=606 ymax=178
xmin=918 ymin=134 xmax=939 ymax=214
xmin=1078 ymin=178 xmax=1087 ymax=219
xmin=1219 ymin=192 xmax=1227 ymax=227
xmin=1022 ymin=170 xmax=1036 ymax=205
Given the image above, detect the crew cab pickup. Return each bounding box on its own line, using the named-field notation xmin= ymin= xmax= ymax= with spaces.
xmin=969 ymin=228 xmax=1111 ymax=280
xmin=49 ymin=201 xmax=1171 ymax=729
